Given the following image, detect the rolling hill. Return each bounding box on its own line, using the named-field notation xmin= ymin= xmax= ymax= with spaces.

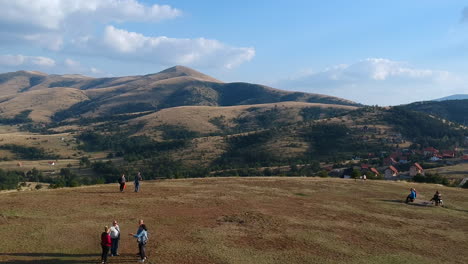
xmin=433 ymin=94 xmax=468 ymax=101
xmin=0 ymin=66 xmax=360 ymax=122
xmin=402 ymin=100 xmax=468 ymax=125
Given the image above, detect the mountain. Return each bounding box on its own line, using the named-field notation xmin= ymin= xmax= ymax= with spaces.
xmin=433 ymin=94 xmax=468 ymax=101
xmin=0 ymin=66 xmax=360 ymax=122
xmin=402 ymin=99 xmax=468 ymax=125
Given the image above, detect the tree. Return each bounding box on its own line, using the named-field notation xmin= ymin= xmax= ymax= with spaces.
xmin=79 ymin=156 xmax=91 ymax=168
xmin=351 ymin=169 xmax=362 ymax=179
xmin=317 ymin=170 xmax=329 ymax=178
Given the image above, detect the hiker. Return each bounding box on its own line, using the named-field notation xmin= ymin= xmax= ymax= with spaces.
xmin=430 ymin=190 xmax=442 ymax=206
xmin=118 ymin=174 xmax=126 ymax=192
xmin=405 ymin=188 xmax=417 ymax=203
xmin=129 ymin=220 xmax=148 ymax=262
xmin=100 ymin=226 xmax=111 ymax=264
xmin=134 ymin=172 xmax=142 ymax=192
xmin=109 ymin=220 xmax=120 ymax=256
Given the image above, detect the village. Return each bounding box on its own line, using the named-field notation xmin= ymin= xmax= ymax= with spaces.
xmin=335 ymin=146 xmax=468 ymax=186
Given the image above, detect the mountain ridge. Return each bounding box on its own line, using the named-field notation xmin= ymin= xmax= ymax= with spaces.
xmin=0 ymin=66 xmax=360 ymax=122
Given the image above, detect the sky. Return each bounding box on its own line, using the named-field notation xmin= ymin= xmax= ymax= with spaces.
xmin=0 ymin=0 xmax=467 ymax=105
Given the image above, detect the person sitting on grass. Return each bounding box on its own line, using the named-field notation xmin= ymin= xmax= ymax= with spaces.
xmin=405 ymin=188 xmax=417 ymax=204
xmin=430 ymin=190 xmax=442 ymax=206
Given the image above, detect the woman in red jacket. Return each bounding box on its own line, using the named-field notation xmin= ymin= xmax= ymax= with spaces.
xmin=101 ymin=226 xmax=111 ymax=264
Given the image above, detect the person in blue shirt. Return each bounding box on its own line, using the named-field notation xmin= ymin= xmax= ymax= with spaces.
xmin=134 ymin=172 xmax=142 ymax=192
xmin=405 ymin=188 xmax=417 ymax=203
xmin=130 ymin=222 xmax=148 ymax=262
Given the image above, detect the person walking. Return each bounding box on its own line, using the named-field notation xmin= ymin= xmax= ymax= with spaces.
xmin=109 ymin=220 xmax=120 ymax=256
xmin=100 ymin=226 xmax=111 ymax=264
xmin=134 ymin=172 xmax=142 ymax=192
xmin=118 ymin=174 xmax=126 ymax=192
xmin=130 ymin=224 xmax=148 ymax=262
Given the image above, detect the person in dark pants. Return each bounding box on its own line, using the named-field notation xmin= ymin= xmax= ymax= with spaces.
xmin=109 ymin=220 xmax=120 ymax=256
xmin=134 ymin=172 xmax=142 ymax=192
xmin=130 ymin=223 xmax=148 ymax=262
xmin=118 ymin=174 xmax=126 ymax=192
xmin=100 ymin=226 xmax=111 ymax=264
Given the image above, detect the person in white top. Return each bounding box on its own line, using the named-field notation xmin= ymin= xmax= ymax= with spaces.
xmin=109 ymin=220 xmax=120 ymax=256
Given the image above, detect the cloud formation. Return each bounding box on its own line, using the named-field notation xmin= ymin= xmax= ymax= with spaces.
xmin=95 ymin=26 xmax=255 ymax=69
xmin=276 ymin=58 xmax=464 ymax=105
xmin=0 ymin=0 xmax=181 ymax=31
xmin=0 ymin=0 xmax=253 ymax=70
xmin=0 ymin=54 xmax=56 ymax=67
xmin=0 ymin=54 xmax=102 ymax=76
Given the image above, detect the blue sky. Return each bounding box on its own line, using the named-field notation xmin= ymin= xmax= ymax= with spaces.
xmin=0 ymin=0 xmax=467 ymax=105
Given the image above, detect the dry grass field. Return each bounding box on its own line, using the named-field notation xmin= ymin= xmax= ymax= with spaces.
xmin=132 ymin=102 xmax=357 ymax=134
xmin=0 ymin=177 xmax=467 ymax=264
xmin=426 ymin=163 xmax=468 ymax=180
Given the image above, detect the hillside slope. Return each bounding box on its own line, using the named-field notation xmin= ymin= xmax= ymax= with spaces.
xmin=403 ymin=100 xmax=468 ymax=125
xmin=0 ymin=66 xmax=360 ymax=122
xmin=0 ymin=178 xmax=467 ymax=264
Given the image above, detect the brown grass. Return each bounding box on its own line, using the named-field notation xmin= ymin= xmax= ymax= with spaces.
xmin=0 ymin=88 xmax=89 ymax=122
xmin=426 ymin=163 xmax=468 ymax=180
xmin=133 ymin=102 xmax=358 ymax=134
xmin=0 ymin=177 xmax=467 ymax=264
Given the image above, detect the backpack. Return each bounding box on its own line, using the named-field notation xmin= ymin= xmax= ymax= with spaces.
xmin=141 ymin=231 xmax=149 ymax=244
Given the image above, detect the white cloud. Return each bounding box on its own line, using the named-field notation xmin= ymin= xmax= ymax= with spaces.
xmin=0 ymin=0 xmax=181 ymax=50
xmin=0 ymin=54 xmax=55 ymax=67
xmin=85 ymin=25 xmax=255 ymax=69
xmin=0 ymin=54 xmax=104 ymax=76
xmin=0 ymin=0 xmax=181 ymax=30
xmin=0 ymin=1 xmax=254 ymax=69
xmin=276 ymin=58 xmax=465 ymax=106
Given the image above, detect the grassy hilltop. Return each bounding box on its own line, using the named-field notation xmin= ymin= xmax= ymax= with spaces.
xmin=0 ymin=177 xmax=467 ymax=264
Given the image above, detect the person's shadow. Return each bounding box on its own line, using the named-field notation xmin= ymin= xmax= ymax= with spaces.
xmin=0 ymin=253 xmax=139 ymax=264
xmin=380 ymin=199 xmax=431 ymax=207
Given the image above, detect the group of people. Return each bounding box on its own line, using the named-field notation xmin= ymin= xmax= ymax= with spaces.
xmin=100 ymin=219 xmax=149 ymax=263
xmin=118 ymin=172 xmax=143 ymax=193
xmin=405 ymin=188 xmax=443 ymax=206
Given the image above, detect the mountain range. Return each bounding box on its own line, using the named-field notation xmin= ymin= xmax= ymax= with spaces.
xmin=0 ymin=66 xmax=358 ymax=123
xmin=0 ymin=65 xmax=466 ymax=172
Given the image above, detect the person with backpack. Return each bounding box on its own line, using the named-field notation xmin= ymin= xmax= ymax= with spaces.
xmin=100 ymin=226 xmax=111 ymax=264
xmin=130 ymin=222 xmax=148 ymax=262
xmin=118 ymin=174 xmax=126 ymax=192
xmin=109 ymin=220 xmax=120 ymax=256
xmin=134 ymin=172 xmax=142 ymax=192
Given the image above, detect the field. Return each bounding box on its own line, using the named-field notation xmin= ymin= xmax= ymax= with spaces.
xmin=426 ymin=163 xmax=468 ymax=180
xmin=0 ymin=177 xmax=467 ymax=264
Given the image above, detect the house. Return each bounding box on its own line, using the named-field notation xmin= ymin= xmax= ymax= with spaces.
xmin=409 ymin=163 xmax=424 ymax=177
xmin=441 ymin=150 xmax=456 ymax=159
xmin=48 ymin=161 xmax=56 ymax=166
xmin=384 ymin=165 xmax=399 ymax=179
xmin=462 ymin=155 xmax=468 ymax=163
xmin=370 ymin=167 xmax=380 ymax=176
xmin=398 ymin=156 xmax=409 ymax=164
xmin=383 ymin=157 xmax=397 ymax=166
xmin=423 ymin=147 xmax=439 ymax=156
